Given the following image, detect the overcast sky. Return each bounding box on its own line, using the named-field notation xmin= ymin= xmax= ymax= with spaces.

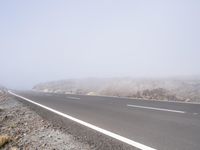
xmin=0 ymin=0 xmax=200 ymax=89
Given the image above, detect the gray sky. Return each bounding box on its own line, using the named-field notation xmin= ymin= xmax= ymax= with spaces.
xmin=0 ymin=0 xmax=200 ymax=89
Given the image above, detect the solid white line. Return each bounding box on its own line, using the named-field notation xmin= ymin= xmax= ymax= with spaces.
xmin=67 ymin=96 xmax=80 ymax=100
xmin=8 ymin=91 xmax=156 ymax=150
xmin=127 ymin=104 xmax=185 ymax=114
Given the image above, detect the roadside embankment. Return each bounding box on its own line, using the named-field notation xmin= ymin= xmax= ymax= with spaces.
xmin=33 ymin=77 xmax=200 ymax=103
xmin=0 ymin=89 xmax=90 ymax=150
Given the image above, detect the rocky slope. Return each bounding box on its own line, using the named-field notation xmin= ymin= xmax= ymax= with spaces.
xmin=33 ymin=77 xmax=200 ymax=102
xmin=0 ymin=88 xmax=90 ymax=150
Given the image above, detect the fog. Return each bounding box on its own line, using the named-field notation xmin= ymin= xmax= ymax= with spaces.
xmin=0 ymin=0 xmax=200 ymax=89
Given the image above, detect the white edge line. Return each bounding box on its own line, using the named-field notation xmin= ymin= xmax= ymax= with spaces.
xmin=127 ymin=104 xmax=185 ymax=114
xmin=8 ymin=91 xmax=156 ymax=150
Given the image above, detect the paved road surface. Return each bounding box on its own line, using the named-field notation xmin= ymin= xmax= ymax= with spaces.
xmin=9 ymin=91 xmax=200 ymax=150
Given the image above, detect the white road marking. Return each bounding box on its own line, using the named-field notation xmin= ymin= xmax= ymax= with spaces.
xmin=193 ymin=113 xmax=198 ymax=115
xmin=127 ymin=104 xmax=186 ymax=114
xmin=67 ymin=96 xmax=80 ymax=100
xmin=8 ymin=91 xmax=156 ymax=150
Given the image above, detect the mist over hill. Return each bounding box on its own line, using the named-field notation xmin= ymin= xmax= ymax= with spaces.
xmin=33 ymin=77 xmax=200 ymax=103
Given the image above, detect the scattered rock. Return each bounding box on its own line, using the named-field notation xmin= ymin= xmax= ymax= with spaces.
xmin=10 ymin=146 xmax=18 ymax=150
xmin=0 ymin=92 xmax=90 ymax=150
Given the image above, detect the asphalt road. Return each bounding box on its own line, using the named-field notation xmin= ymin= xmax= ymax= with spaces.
xmin=10 ymin=91 xmax=200 ymax=150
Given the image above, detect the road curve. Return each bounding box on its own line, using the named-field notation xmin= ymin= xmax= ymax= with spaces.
xmin=9 ymin=91 xmax=200 ymax=150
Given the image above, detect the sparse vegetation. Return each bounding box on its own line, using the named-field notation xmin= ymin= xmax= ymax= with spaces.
xmin=0 ymin=135 xmax=11 ymax=148
xmin=33 ymin=77 xmax=200 ymax=103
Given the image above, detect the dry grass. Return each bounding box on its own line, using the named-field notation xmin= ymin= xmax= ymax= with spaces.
xmin=0 ymin=135 xmax=11 ymax=148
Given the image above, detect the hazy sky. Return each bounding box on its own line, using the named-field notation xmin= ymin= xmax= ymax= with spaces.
xmin=0 ymin=0 xmax=200 ymax=89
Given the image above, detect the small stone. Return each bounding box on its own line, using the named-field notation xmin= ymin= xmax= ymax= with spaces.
xmin=10 ymin=146 xmax=18 ymax=150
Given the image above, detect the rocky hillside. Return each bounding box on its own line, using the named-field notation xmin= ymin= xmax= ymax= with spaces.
xmin=33 ymin=77 xmax=200 ymax=103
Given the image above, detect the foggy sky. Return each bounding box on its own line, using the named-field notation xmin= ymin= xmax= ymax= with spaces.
xmin=0 ymin=0 xmax=200 ymax=89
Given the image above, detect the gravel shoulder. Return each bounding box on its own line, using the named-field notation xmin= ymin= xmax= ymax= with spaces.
xmin=0 ymin=91 xmax=90 ymax=150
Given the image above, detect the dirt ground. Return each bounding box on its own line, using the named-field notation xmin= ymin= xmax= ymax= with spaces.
xmin=0 ymin=90 xmax=90 ymax=150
